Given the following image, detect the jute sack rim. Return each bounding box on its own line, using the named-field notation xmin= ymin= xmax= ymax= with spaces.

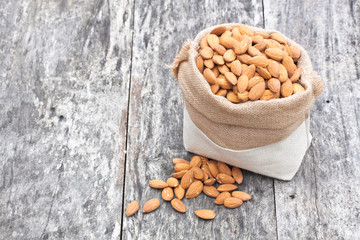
xmin=171 ymin=23 xmax=324 ymax=129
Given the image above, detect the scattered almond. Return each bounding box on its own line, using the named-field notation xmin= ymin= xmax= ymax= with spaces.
xmin=217 ymin=184 xmax=238 ymax=192
xmin=162 ymin=187 xmax=174 ymax=201
xmin=186 ymin=181 xmax=203 ymax=199
xmin=181 ymin=170 xmax=194 ymax=189
xmin=174 ymin=185 xmax=185 ymax=200
xmin=215 ymin=192 xmax=231 ymax=205
xmin=142 ymin=198 xmax=160 ymax=213
xmin=203 ymin=186 xmax=220 ymax=198
xmin=171 ymin=198 xmax=186 ymax=213
xmin=149 ymin=180 xmax=168 ymax=189
xmin=232 ymin=191 xmax=252 ymax=201
xmin=126 ymin=201 xmax=140 ymax=217
xmin=194 ymin=209 xmax=216 ymax=220
xmin=166 ymin=177 xmax=179 ymax=188
xmin=224 ymin=197 xmax=243 ymax=208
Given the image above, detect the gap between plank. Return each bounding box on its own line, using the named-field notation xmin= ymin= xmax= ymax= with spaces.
xmin=119 ymin=0 xmax=136 ymax=239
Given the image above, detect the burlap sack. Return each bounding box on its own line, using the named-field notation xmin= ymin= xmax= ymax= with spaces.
xmin=170 ymin=23 xmax=324 ymax=180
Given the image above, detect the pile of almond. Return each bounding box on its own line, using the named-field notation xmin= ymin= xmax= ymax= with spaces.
xmin=126 ymin=156 xmax=251 ymax=220
xmin=197 ymin=24 xmax=305 ymax=103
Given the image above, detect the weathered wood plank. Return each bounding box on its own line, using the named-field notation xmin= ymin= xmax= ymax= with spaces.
xmin=122 ymin=1 xmax=277 ymax=239
xmin=0 ymin=0 xmax=133 ymax=238
xmin=264 ymin=0 xmax=360 ymax=239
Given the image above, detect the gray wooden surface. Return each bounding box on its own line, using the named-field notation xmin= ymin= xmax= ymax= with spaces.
xmin=0 ymin=0 xmax=359 ymax=239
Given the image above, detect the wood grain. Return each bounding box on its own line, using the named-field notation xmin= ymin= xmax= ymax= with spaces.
xmin=0 ymin=0 xmax=133 ymax=238
xmin=264 ymin=0 xmax=360 ymax=239
xmin=122 ymin=0 xmax=277 ymax=239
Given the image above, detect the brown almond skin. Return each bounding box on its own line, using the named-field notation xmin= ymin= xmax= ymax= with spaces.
xmin=203 ymin=68 xmax=217 ymax=85
xmin=174 ymin=186 xmax=185 ymax=200
xmin=149 ymin=180 xmax=168 ymax=189
xmin=126 ymin=201 xmax=140 ymax=217
xmin=216 ymin=173 xmax=235 ymax=184
xmin=190 ymin=155 xmax=202 ymax=168
xmin=208 ymin=163 xmax=219 ymax=178
xmin=211 ymin=26 xmax=227 ymax=36
xmin=267 ymin=60 xmax=280 ymax=78
xmin=181 ymin=170 xmax=194 ymax=189
xmin=215 ymin=192 xmax=231 ymax=205
xmin=207 ymin=34 xmax=219 ymax=49
xmin=204 ymin=178 xmax=216 ymax=186
xmin=237 ymin=75 xmax=249 ymax=93
xmin=171 ymin=170 xmax=188 ymax=179
xmin=268 ymin=78 xmax=281 ymax=93
xmin=232 ymin=191 xmax=252 ymax=201
xmin=237 ymin=91 xmax=249 ymax=103
xmin=224 ymin=197 xmax=243 ymax=209
xmin=194 ymin=209 xmax=216 ymax=220
xmin=199 ymin=46 xmax=213 ymax=60
xmin=293 ymin=83 xmax=305 ymax=94
xmin=232 ymin=167 xmax=243 ymax=184
xmin=192 ymin=166 xmax=204 ymax=180
xmin=166 ymin=177 xmax=179 ymax=188
xmin=217 ymin=162 xmax=232 ymax=176
xmin=231 ymin=60 xmax=242 ymax=76
xmin=281 ymin=79 xmax=293 ymax=97
xmin=142 ymin=198 xmax=160 ymax=213
xmin=162 ymin=187 xmax=174 ymax=201
xmin=203 ymin=186 xmax=220 ymax=198
xmin=186 ymin=181 xmax=203 ymax=199
xmin=173 ymin=158 xmax=189 ymax=165
xmin=171 ymin=198 xmax=186 ymax=213
xmin=227 ymin=91 xmax=241 ymax=103
xmin=174 ymin=163 xmax=192 ymax=172
xmin=249 ymin=81 xmax=266 ymax=101
xmin=290 ymin=67 xmax=302 ymax=82
xmin=217 ymin=184 xmax=238 ymax=192
xmin=196 ymin=56 xmax=204 ymax=73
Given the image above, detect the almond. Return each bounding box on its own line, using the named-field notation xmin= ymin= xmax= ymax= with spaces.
xmin=254 ymin=41 xmax=267 ymax=52
xmin=204 ymin=178 xmax=216 ymax=186
xmin=166 ymin=177 xmax=179 ymax=187
xmin=172 ymin=158 xmax=189 ymax=165
xmin=224 ymin=72 xmax=238 ymax=85
xmin=204 ymin=59 xmax=215 ymax=69
xmin=201 ymin=164 xmax=213 ymax=178
xmin=217 ymin=76 xmax=233 ymax=89
xmin=213 ymin=44 xmax=227 ymax=55
xmin=218 ymin=64 xmax=230 ymax=74
xmin=200 ymin=35 xmax=209 ymax=49
xmin=270 ymin=32 xmax=287 ymax=44
xmin=238 ymin=54 xmax=252 ymax=64
xmin=126 ymin=201 xmax=140 ymax=217
xmin=260 ymin=89 xmax=276 ymax=101
xmin=215 ymin=192 xmax=231 ymax=205
xmin=256 ymin=66 xmax=271 ymax=79
xmin=181 ymin=170 xmax=194 ymax=189
xmin=281 ymin=79 xmax=293 ymax=97
xmin=290 ymin=67 xmax=302 ymax=82
xmin=234 ymin=37 xmax=251 ymax=55
xmin=192 ymin=166 xmax=204 ymax=180
xmin=171 ymin=198 xmax=186 ymax=213
xmin=231 ymin=167 xmax=243 ymax=184
xmin=186 ymin=181 xmax=203 ymax=199
xmin=142 ymin=198 xmax=160 ymax=213
xmin=293 ymin=83 xmax=305 ymax=94
xmin=149 ymin=180 xmax=168 ymax=189
xmin=196 ymin=56 xmax=204 ymax=73
xmin=190 ymin=155 xmax=202 ymax=168
xmin=252 ymin=35 xmax=264 ymax=44
xmin=237 ymin=91 xmax=249 ymax=103
xmin=210 ymin=84 xmax=220 ymax=94
xmin=290 ymin=45 xmax=301 ymax=61
xmin=242 ymin=64 xmax=256 ymax=79
xmin=212 ymin=55 xmax=225 ymax=65
xmin=247 ymin=76 xmax=265 ymax=90
xmin=174 ymin=163 xmax=192 ymax=172
xmin=216 ymin=173 xmax=235 ymax=184
xmin=248 ymin=56 xmax=269 ymax=67
xmin=216 ymin=89 xmax=227 ymax=96
xmin=203 ymin=68 xmax=217 ymax=84
xmin=208 ymin=162 xmax=219 ymax=178
xmin=207 ymin=34 xmax=220 ymax=49
xmin=248 ymin=46 xmax=262 ymax=56
xmin=202 ymin=171 xmax=209 ymax=181
xmin=266 ymin=39 xmax=283 ymax=49
xmin=232 ymin=27 xmax=243 ymax=41
xmin=268 ymin=78 xmax=281 ymax=93
xmin=224 ymin=197 xmax=243 ymax=208
xmin=237 ymin=75 xmax=249 ymax=93
xmin=219 ymin=34 xmax=235 ymax=49
xmin=171 ymin=170 xmax=188 ymax=179
xmin=267 ymin=60 xmax=280 ymax=77
xmin=162 ymin=187 xmax=174 ymax=201
xmin=230 ymin=60 xmax=242 ymax=76
xmin=223 ymin=49 xmax=236 ymax=62
xmin=211 ymin=26 xmax=227 ymax=36
xmin=199 ymin=46 xmax=213 ymax=60
xmin=278 ymin=64 xmax=288 ymax=82
xmin=226 ymin=91 xmax=240 ymax=103
xmin=282 ymin=56 xmax=297 ymax=77
xmin=265 ymin=48 xmax=284 ymax=61
xmin=217 ymin=162 xmax=231 ymax=175
xmin=194 ymin=209 xmax=216 ymax=220
xmin=203 ymin=185 xmax=220 ymax=198
xmin=232 ymin=191 xmax=252 ymax=201
xmin=217 ymin=184 xmax=238 ymax=192
xmin=255 ymin=32 xmax=270 ymax=39
xmin=236 ymin=24 xmax=254 ymax=36
xmin=174 ymin=185 xmax=185 ymax=200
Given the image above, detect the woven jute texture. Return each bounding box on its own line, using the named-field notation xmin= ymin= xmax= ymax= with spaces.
xmin=171 ymin=23 xmax=324 ymax=150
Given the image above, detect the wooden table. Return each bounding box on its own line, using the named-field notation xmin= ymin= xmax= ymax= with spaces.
xmin=1 ymin=0 xmax=359 ymax=239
